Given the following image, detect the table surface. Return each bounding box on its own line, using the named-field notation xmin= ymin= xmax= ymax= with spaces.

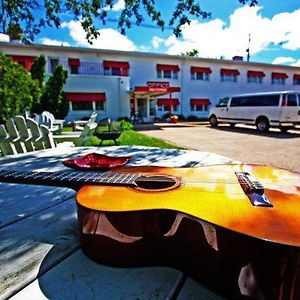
xmin=0 ymin=146 xmax=236 ymax=300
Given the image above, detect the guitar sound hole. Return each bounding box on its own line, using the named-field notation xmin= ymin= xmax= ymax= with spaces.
xmin=134 ymin=175 xmax=180 ymax=192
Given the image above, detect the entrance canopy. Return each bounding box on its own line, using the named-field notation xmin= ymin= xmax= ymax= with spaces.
xmin=130 ymin=81 xmax=180 ymax=98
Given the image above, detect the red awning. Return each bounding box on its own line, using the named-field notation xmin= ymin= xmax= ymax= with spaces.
xmin=103 ymin=60 xmax=129 ymax=69
xmin=68 ymin=58 xmax=80 ymax=66
xmin=66 ymin=93 xmax=106 ymax=102
xmin=220 ymin=68 xmax=240 ymax=76
xmin=293 ymin=74 xmax=300 ymax=80
xmin=247 ymin=70 xmax=265 ymax=78
xmin=272 ymin=72 xmax=288 ymax=79
xmin=11 ymin=55 xmax=36 ymax=71
xmin=157 ymin=64 xmax=180 ymax=72
xmin=190 ymin=98 xmax=211 ymax=105
xmin=190 ymin=67 xmax=212 ymax=74
xmin=157 ymin=98 xmax=180 ymax=106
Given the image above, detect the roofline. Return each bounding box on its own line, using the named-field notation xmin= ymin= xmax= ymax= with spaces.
xmin=1 ymin=41 xmax=300 ymax=71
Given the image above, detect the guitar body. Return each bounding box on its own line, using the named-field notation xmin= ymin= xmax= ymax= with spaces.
xmin=76 ymin=164 xmax=300 ymax=299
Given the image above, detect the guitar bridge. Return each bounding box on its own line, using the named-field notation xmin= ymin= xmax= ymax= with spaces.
xmin=235 ymin=172 xmax=273 ymax=207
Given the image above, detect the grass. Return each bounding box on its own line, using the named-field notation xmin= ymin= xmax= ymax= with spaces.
xmin=85 ymin=129 xmax=185 ymax=149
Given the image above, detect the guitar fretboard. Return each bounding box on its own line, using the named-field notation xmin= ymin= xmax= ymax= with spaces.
xmin=0 ymin=169 xmax=140 ymax=190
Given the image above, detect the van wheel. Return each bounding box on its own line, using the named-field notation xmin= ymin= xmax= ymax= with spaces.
xmin=209 ymin=115 xmax=218 ymax=127
xmin=230 ymin=123 xmax=236 ymax=127
xmin=256 ymin=117 xmax=269 ymax=132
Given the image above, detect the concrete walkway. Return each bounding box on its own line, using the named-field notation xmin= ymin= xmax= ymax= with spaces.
xmin=136 ymin=122 xmax=300 ymax=172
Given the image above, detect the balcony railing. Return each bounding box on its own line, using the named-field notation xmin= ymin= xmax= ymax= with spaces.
xmin=60 ymin=61 xmax=103 ymax=75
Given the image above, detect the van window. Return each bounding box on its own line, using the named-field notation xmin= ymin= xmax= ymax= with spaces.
xmin=216 ymin=98 xmax=229 ymax=107
xmin=287 ymin=94 xmax=298 ymax=106
xmin=230 ymin=95 xmax=280 ymax=107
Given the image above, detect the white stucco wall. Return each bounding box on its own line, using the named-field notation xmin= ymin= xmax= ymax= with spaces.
xmin=1 ymin=42 xmax=300 ymax=121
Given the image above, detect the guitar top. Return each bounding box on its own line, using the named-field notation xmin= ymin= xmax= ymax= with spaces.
xmin=76 ymin=164 xmax=300 ymax=248
xmin=0 ymin=163 xmax=299 ymax=248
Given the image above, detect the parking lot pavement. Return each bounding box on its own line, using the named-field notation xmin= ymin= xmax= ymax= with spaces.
xmin=137 ymin=122 xmax=300 ymax=172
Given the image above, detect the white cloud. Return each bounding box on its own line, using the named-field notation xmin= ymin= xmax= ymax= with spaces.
xmin=156 ymin=6 xmax=300 ymax=60
xmin=151 ymin=36 xmax=164 ymax=49
xmin=272 ymin=57 xmax=296 ymax=65
xmin=111 ymin=0 xmax=125 ymax=11
xmin=61 ymin=20 xmax=137 ymax=51
xmin=40 ymin=38 xmax=70 ymax=47
xmin=292 ymin=59 xmax=300 ymax=67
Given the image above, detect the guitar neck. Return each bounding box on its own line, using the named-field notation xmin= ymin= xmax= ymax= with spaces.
xmin=0 ymin=169 xmax=139 ymax=190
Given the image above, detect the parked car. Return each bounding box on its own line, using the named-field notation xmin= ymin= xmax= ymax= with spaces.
xmin=209 ymin=91 xmax=300 ymax=132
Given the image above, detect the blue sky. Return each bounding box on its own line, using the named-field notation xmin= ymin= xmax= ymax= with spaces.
xmin=37 ymin=0 xmax=300 ymax=66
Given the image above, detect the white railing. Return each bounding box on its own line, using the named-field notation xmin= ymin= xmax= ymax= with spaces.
xmin=59 ymin=61 xmax=103 ymax=75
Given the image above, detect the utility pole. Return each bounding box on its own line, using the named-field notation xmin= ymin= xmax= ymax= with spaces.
xmin=246 ymin=34 xmax=251 ymax=62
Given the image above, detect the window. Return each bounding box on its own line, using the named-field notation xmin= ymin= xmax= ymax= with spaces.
xmin=216 ymin=98 xmax=229 ymax=107
xmin=230 ymin=95 xmax=280 ymax=107
xmin=293 ymin=75 xmax=300 ymax=85
xmin=287 ymin=94 xmax=298 ymax=106
xmin=271 ymin=72 xmax=288 ymax=85
xmin=190 ymin=98 xmax=211 ymax=111
xmin=95 ymin=101 xmax=105 ymax=110
xmin=50 ymin=58 xmax=59 ymax=73
xmin=72 ymin=102 xmax=93 ymax=110
xmin=157 ymin=69 xmax=178 ymax=79
xmin=190 ymin=67 xmax=211 ymax=81
xmin=247 ymin=71 xmax=265 ymax=83
xmin=272 ymin=78 xmax=285 ymax=85
xmin=156 ymin=64 xmax=179 ymax=79
xmin=220 ymin=69 xmax=240 ymax=82
xmin=248 ymin=76 xmax=262 ymax=83
xmin=157 ymin=105 xmax=178 ymax=112
xmin=191 ymin=72 xmax=209 ymax=81
xmin=70 ymin=65 xmax=79 ymax=74
xmin=103 ymin=61 xmax=129 ymax=76
xmin=221 ymin=74 xmax=237 ymax=82
xmin=190 ymin=104 xmax=208 ymax=111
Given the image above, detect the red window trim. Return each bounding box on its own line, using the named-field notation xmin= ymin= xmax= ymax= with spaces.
xmin=68 ymin=58 xmax=80 ymax=67
xmin=272 ymin=72 xmax=288 ymax=79
xmin=190 ymin=98 xmax=211 ymax=105
xmin=103 ymin=60 xmax=129 ymax=69
xmin=11 ymin=55 xmax=36 ymax=71
xmin=157 ymin=98 xmax=180 ymax=106
xmin=157 ymin=64 xmax=180 ymax=72
xmin=247 ymin=70 xmax=265 ymax=78
xmin=190 ymin=67 xmax=212 ymax=74
xmin=293 ymin=74 xmax=300 ymax=80
xmin=220 ymin=68 xmax=240 ymax=76
xmin=66 ymin=93 xmax=106 ymax=102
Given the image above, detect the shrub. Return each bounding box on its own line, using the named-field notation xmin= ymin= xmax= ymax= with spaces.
xmin=0 ymin=52 xmax=41 ymax=123
xmin=117 ymin=120 xmax=133 ymax=131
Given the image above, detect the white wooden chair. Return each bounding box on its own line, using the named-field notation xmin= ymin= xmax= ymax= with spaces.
xmin=15 ymin=116 xmax=35 ymax=152
xmin=72 ymin=112 xmax=98 ymax=131
xmin=5 ymin=118 xmax=27 ymax=154
xmin=53 ymin=121 xmax=97 ymax=146
xmin=0 ymin=124 xmax=17 ymax=156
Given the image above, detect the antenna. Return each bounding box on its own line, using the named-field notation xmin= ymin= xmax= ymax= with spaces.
xmin=246 ymin=34 xmax=251 ymax=62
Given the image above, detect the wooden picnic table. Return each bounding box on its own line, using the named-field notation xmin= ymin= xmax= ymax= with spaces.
xmin=0 ymin=146 xmax=235 ymax=300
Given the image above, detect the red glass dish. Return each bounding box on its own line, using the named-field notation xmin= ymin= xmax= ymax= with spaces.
xmin=62 ymin=153 xmax=132 ymax=170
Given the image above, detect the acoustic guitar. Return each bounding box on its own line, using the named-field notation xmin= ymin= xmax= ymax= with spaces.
xmin=0 ymin=163 xmax=300 ymax=299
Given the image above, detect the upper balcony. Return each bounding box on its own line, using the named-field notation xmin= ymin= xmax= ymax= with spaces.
xmin=48 ymin=58 xmax=129 ymax=77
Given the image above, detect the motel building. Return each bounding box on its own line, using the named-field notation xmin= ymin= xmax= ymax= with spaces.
xmin=1 ymin=40 xmax=300 ymax=123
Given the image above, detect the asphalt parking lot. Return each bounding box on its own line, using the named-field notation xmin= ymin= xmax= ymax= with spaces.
xmin=137 ymin=122 xmax=300 ymax=172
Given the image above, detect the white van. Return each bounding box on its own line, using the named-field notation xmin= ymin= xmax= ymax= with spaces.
xmin=209 ymin=91 xmax=300 ymax=132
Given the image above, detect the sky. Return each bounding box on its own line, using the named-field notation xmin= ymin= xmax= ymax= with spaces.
xmin=37 ymin=0 xmax=300 ymax=66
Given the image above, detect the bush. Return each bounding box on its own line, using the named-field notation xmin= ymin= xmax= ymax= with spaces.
xmin=0 ymin=52 xmax=41 ymax=123
xmin=117 ymin=120 xmax=133 ymax=131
